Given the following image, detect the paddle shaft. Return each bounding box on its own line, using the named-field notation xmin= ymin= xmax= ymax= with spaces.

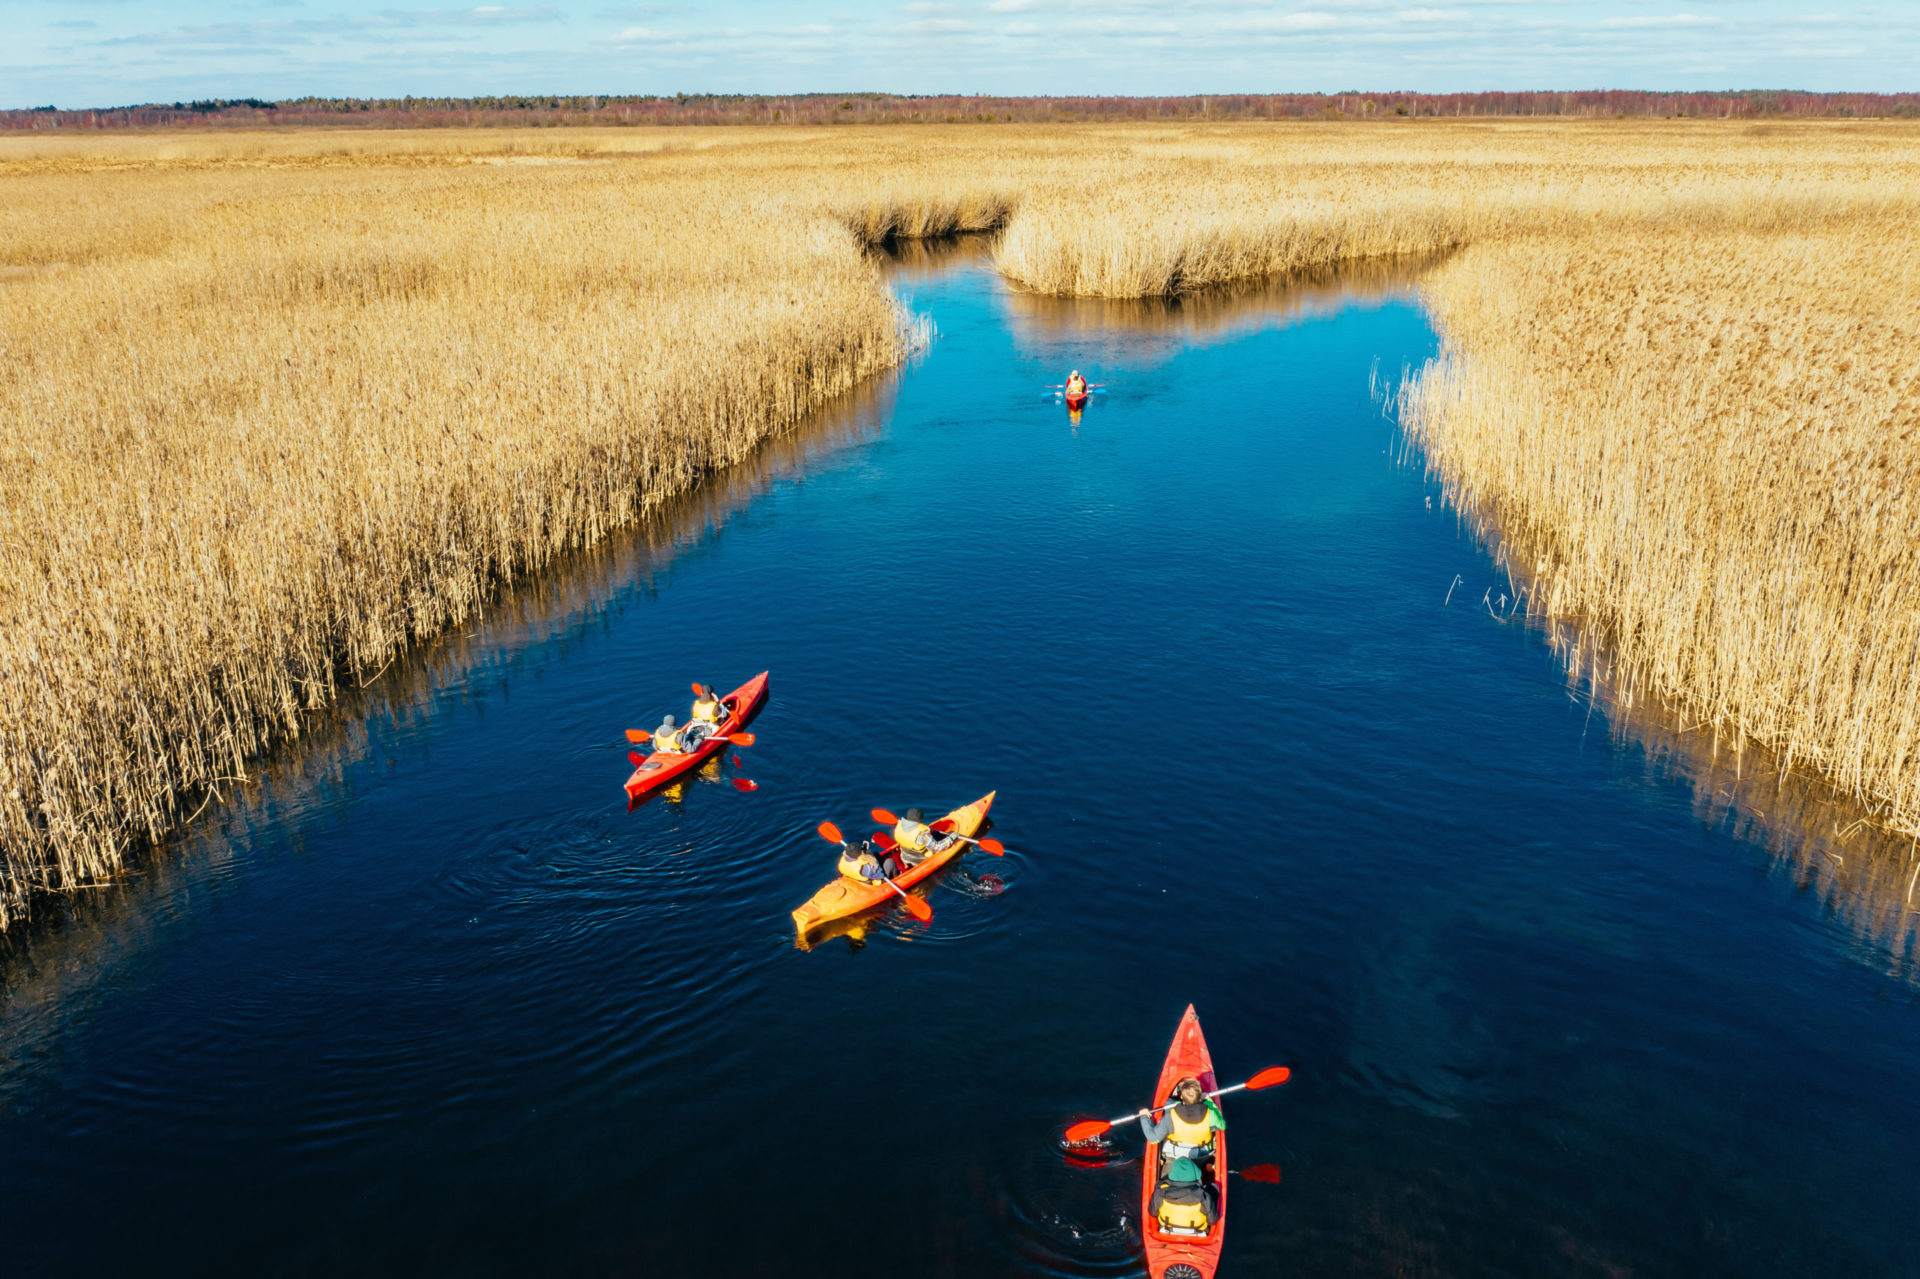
xmin=1103 ymin=1079 xmax=1253 ymax=1129
xmin=940 ymin=831 xmax=1005 ymax=855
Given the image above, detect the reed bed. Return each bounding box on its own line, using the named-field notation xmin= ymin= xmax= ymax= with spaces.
xmin=1402 ymin=218 xmax=1920 ymax=839
xmin=5 ymin=120 xmax=1919 ymax=928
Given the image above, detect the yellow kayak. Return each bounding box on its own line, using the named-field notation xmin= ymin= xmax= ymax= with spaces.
xmin=791 ymin=791 xmax=995 ymax=940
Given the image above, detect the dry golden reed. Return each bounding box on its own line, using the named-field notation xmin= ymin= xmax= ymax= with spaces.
xmin=4 ymin=120 xmax=1919 ymax=927
xmin=1401 ymin=220 xmax=1920 ymax=839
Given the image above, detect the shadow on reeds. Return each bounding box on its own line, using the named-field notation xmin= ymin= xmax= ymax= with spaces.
xmin=0 ymin=368 xmax=899 ymax=998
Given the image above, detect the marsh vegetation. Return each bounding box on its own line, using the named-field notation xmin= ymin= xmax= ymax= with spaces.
xmin=2 ymin=119 xmax=1917 ymax=927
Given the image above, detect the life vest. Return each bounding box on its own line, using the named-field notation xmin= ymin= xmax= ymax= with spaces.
xmin=838 ymin=847 xmax=879 ymax=881
xmin=1066 ymin=375 xmax=1086 ymax=395
xmin=1166 ymin=1101 xmax=1218 ymax=1150
xmin=652 ymin=726 xmax=683 ymax=754
xmin=894 ymin=817 xmax=935 ymax=853
xmin=1156 ymin=1183 xmax=1211 ymax=1233
xmin=690 ymin=694 xmax=725 ymax=724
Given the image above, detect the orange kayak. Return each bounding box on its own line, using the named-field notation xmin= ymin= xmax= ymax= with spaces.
xmin=622 ymin=671 xmax=769 ymax=802
xmin=791 ymin=791 xmax=995 ymax=939
xmin=1141 ymin=1005 xmax=1227 ymax=1279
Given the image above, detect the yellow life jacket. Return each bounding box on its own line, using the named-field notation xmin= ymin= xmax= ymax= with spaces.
xmin=690 ymin=695 xmax=724 ymax=725
xmin=652 ymin=726 xmax=683 ymax=754
xmin=1167 ymin=1102 xmax=1217 ymax=1149
xmin=1066 ymin=376 xmax=1086 ymax=394
xmin=838 ymin=848 xmax=878 ymax=881
xmin=1157 ymin=1187 xmax=1210 ymax=1232
xmin=894 ymin=818 xmax=935 ymax=853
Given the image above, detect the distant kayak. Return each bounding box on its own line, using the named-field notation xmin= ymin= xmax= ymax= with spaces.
xmin=1065 ymin=388 xmax=1090 ymax=410
xmin=623 ymin=671 xmax=769 ymax=802
xmin=791 ymin=791 xmax=995 ymax=939
xmin=1143 ymin=1005 xmax=1227 ymax=1279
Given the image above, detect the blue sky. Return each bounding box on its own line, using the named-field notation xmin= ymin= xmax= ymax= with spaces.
xmin=5 ymin=1 xmax=1915 ymax=109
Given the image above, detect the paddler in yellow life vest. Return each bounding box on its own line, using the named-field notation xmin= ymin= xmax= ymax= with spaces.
xmin=1137 ymin=1075 xmax=1226 ymax=1162
xmin=890 ymin=807 xmax=956 ymax=870
xmin=1148 ymin=1156 xmax=1216 ymax=1236
xmin=835 ymin=834 xmax=899 ymax=883
xmin=651 ymin=714 xmax=688 ymax=754
xmin=1065 ymin=370 xmax=1088 ymax=398
xmin=690 ymin=683 xmax=726 ymax=727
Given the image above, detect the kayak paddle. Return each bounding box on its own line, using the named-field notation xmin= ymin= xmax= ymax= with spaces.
xmin=1234 ymin=1164 xmax=1281 ymax=1183
xmin=929 ymin=816 xmax=1005 ymax=855
xmin=626 ymin=731 xmax=751 ymax=749
xmin=875 ymin=811 xmax=1005 ymax=855
xmin=732 ymin=778 xmax=759 ymax=792
xmin=815 ymin=822 xmax=931 ymax=921
xmin=1063 ymin=1066 xmax=1292 ymax=1144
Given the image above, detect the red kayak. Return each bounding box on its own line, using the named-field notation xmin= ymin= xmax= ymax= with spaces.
xmin=623 ymin=671 xmax=769 ymax=802
xmin=1066 ymin=388 xmax=1090 ymax=410
xmin=1141 ymin=1005 xmax=1227 ymax=1279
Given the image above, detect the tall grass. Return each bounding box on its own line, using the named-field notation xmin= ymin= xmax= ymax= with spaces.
xmin=5 ymin=120 xmax=1919 ymax=927
xmin=1400 ymin=218 xmax=1920 ymax=840
xmin=0 ymin=131 xmax=1008 ymax=926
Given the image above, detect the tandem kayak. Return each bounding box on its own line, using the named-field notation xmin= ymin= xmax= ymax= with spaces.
xmin=1142 ymin=1005 xmax=1227 ymax=1279
xmin=623 ymin=670 xmax=769 ymax=802
xmin=791 ymin=791 xmax=995 ymax=938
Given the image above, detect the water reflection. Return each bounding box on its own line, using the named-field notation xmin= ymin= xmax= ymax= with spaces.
xmin=1562 ymin=631 xmax=1920 ymax=978
xmin=1001 ymin=254 xmax=1447 ymax=369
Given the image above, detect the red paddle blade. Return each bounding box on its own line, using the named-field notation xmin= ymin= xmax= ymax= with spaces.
xmin=628 ymin=750 xmax=647 ymax=767
xmin=930 ymin=817 xmax=955 ymax=833
xmin=1063 ymin=1120 xmax=1112 ymax=1144
xmin=1240 ymin=1164 xmax=1282 ymax=1183
xmin=1246 ymin=1066 xmax=1292 ymax=1090
xmin=871 ymin=808 xmax=898 ymax=826
xmin=690 ymin=681 xmax=702 ymax=694
xmin=817 ymin=821 xmax=843 ymax=844
xmin=872 ymin=831 xmax=898 ymax=850
xmin=977 ymin=838 xmax=1005 ymax=855
xmin=731 ymin=754 xmax=743 ymax=768
xmin=625 ymin=728 xmax=649 ymax=743
xmin=732 ymin=778 xmax=758 ymax=792
xmin=901 ymin=893 xmax=933 ymax=922
xmin=730 ymin=733 xmax=755 ymax=747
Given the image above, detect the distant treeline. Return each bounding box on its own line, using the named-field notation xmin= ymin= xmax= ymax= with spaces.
xmin=7 ymin=90 xmax=1920 ymax=132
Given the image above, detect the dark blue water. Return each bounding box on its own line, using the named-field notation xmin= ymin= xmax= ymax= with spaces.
xmin=4 ymin=244 xmax=1918 ymax=1279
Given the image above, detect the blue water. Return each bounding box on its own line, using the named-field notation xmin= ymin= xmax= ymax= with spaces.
xmin=3 ymin=244 xmax=1917 ymax=1278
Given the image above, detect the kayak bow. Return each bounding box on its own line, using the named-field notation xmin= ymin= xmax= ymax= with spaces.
xmin=1142 ymin=1004 xmax=1227 ymax=1279
xmin=622 ymin=671 xmax=770 ymax=802
xmin=791 ymin=791 xmax=995 ymax=939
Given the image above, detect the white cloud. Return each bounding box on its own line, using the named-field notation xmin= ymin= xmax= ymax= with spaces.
xmin=1600 ymin=11 xmax=1721 ymax=24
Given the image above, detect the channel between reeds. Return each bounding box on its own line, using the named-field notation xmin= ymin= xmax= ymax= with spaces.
xmin=4 ymin=120 xmax=1918 ymax=929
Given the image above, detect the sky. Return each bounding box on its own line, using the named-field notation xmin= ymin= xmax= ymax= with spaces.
xmin=4 ymin=0 xmax=1916 ymax=109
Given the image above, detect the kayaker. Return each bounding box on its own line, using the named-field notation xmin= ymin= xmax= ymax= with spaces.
xmin=1065 ymin=370 xmax=1087 ymax=397
xmin=836 ymin=836 xmax=898 ymax=883
xmin=891 ymin=807 xmax=955 ymax=869
xmin=651 ymin=714 xmax=687 ymax=754
xmin=690 ymin=684 xmax=726 ymax=726
xmin=1137 ymin=1075 xmax=1225 ymax=1162
xmin=1148 ymin=1156 xmax=1216 ymax=1235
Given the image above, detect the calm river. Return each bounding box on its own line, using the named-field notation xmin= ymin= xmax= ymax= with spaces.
xmin=3 ymin=242 xmax=1917 ymax=1278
